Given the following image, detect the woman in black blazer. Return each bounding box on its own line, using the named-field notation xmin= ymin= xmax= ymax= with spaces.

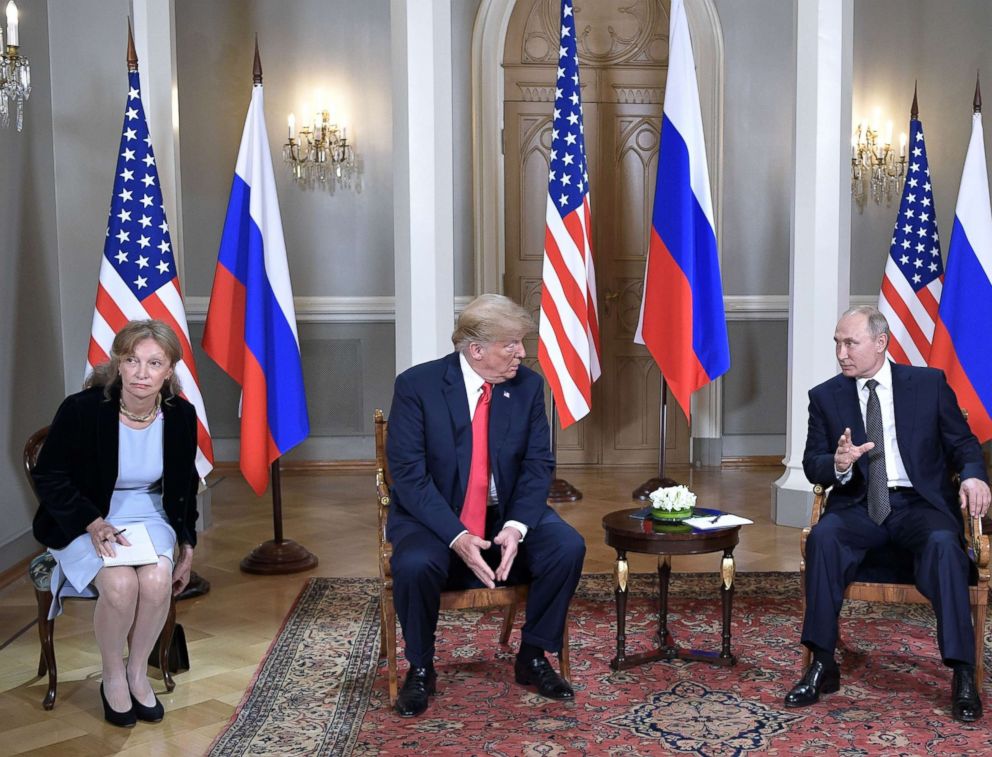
xmin=32 ymin=320 xmax=200 ymax=727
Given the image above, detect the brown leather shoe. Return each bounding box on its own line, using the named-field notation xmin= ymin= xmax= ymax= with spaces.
xmin=783 ymin=661 xmax=840 ymax=707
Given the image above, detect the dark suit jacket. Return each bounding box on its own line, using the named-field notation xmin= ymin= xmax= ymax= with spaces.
xmin=386 ymin=352 xmax=555 ymax=547
xmin=803 ymin=363 xmax=988 ymax=530
xmin=32 ymin=385 xmax=200 ymax=550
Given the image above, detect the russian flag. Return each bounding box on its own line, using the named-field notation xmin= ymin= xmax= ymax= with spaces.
xmin=202 ymin=79 xmax=310 ymax=494
xmin=929 ymin=102 xmax=992 ymax=443
xmin=634 ymin=0 xmax=729 ymax=420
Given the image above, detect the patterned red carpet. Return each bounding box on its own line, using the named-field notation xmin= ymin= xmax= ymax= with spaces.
xmin=208 ymin=573 xmax=990 ymax=756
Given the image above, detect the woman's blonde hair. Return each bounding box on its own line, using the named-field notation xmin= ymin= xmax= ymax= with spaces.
xmin=85 ymin=319 xmax=183 ymax=400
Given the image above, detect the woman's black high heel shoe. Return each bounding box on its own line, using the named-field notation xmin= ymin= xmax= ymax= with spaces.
xmin=129 ymin=690 xmax=165 ymax=722
xmin=100 ymin=683 xmax=137 ymax=728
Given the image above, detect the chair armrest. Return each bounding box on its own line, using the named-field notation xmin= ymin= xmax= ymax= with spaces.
xmin=967 ymin=515 xmax=989 ymax=571
xmin=810 ymin=484 xmax=826 ymax=526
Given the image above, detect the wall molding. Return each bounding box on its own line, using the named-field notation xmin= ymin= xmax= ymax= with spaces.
xmin=184 ymin=294 xmax=792 ymax=324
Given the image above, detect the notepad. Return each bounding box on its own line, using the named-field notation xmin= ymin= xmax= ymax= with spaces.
xmin=102 ymin=522 xmax=159 ymax=567
xmin=683 ymin=514 xmax=754 ymax=530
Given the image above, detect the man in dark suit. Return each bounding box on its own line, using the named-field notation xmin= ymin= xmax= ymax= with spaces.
xmin=785 ymin=305 xmax=990 ymax=722
xmin=386 ymin=294 xmax=585 ymax=717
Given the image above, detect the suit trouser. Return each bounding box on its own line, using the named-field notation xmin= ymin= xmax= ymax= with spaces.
xmin=802 ymin=489 xmax=974 ymax=666
xmin=390 ymin=509 xmax=585 ymax=667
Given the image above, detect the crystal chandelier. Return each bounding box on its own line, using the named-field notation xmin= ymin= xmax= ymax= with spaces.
xmin=851 ymin=115 xmax=906 ymax=212
xmin=283 ymin=110 xmax=357 ymax=191
xmin=1 ymin=1 xmax=30 ymax=131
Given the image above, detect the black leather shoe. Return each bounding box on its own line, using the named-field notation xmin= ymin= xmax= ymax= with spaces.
xmin=100 ymin=683 xmax=137 ymax=728
xmin=951 ymin=667 xmax=983 ymax=722
xmin=394 ymin=666 xmax=436 ymax=718
xmin=514 ymin=655 xmax=574 ymax=700
xmin=130 ymin=690 xmax=165 ymax=722
xmin=783 ymin=661 xmax=840 ymax=708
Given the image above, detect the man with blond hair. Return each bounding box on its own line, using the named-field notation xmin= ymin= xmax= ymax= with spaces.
xmin=386 ymin=294 xmax=585 ymax=717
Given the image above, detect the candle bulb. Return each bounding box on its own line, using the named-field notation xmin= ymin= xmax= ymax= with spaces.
xmin=288 ymin=113 xmax=295 ymax=139
xmin=6 ymin=0 xmax=19 ymax=46
xmin=900 ymin=132 xmax=906 ymax=157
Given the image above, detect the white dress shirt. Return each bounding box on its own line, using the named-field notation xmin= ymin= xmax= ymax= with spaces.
xmin=450 ymin=352 xmax=528 ymax=546
xmin=836 ymin=358 xmax=913 ymax=487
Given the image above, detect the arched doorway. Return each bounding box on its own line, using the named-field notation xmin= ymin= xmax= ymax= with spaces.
xmin=474 ymin=0 xmax=724 ymax=466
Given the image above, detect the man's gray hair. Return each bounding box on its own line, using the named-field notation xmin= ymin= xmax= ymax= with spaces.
xmin=841 ymin=305 xmax=890 ymax=339
xmin=452 ymin=294 xmax=535 ymax=352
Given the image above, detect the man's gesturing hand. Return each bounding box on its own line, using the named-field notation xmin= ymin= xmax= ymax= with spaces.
xmin=834 ymin=427 xmax=874 ymax=473
xmin=452 ymin=533 xmax=496 ymax=588
xmin=493 ymin=527 xmax=521 ymax=582
xmin=959 ymin=478 xmax=992 ymax=518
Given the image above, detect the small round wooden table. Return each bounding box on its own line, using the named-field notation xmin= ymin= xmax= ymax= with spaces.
xmin=602 ymin=507 xmax=741 ymax=671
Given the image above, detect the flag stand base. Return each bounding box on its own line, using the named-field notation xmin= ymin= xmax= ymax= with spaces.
xmin=548 ymin=478 xmax=582 ymax=504
xmin=632 ymin=476 xmax=680 ymax=501
xmin=240 ymin=539 xmax=318 ymax=575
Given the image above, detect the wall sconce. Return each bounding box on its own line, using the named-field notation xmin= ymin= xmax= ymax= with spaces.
xmin=1 ymin=1 xmax=31 ymax=131
xmin=851 ymin=111 xmax=906 ymax=212
xmin=283 ymin=107 xmax=357 ymax=191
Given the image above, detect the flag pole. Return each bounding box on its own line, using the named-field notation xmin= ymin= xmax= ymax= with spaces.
xmin=632 ymin=378 xmax=678 ymax=500
xmin=547 ymin=397 xmax=582 ymax=503
xmin=240 ymin=458 xmax=318 ymax=574
xmin=230 ymin=38 xmax=317 ymax=575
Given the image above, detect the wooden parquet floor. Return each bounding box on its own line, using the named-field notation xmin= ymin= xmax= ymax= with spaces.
xmin=0 ymin=464 xmax=795 ymax=756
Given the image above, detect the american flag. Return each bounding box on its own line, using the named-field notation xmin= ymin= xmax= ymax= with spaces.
xmin=878 ymin=114 xmax=943 ymax=366
xmin=86 ymin=68 xmax=214 ymax=477
xmin=537 ymin=0 xmax=601 ymax=429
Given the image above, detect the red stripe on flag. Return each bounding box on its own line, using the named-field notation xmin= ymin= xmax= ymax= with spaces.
xmin=194 ymin=416 xmax=214 ymax=465
xmin=95 ymin=284 xmax=129 ymax=334
xmin=640 ymin=229 xmax=709 ymax=419
xmin=202 ymin=263 xmax=248 ymax=383
xmin=886 ymin=336 xmax=912 ymax=366
xmin=544 ymin=226 xmax=591 ymax=328
xmin=880 ymin=278 xmax=931 ymax=361
xmin=930 ymin=320 xmax=992 ymax=442
xmin=88 ymin=337 xmax=109 ymax=368
xmin=917 ymin=284 xmax=940 ymax=322
xmin=583 ymin=200 xmax=601 ymax=354
xmin=537 ymin=340 xmax=576 ymax=428
xmin=143 ymin=287 xmax=203 ymax=384
xmin=239 ymin=348 xmax=280 ymax=495
xmin=540 ymin=284 xmax=592 ymax=402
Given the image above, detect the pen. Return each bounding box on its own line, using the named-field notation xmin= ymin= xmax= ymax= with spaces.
xmin=113 ymin=529 xmax=127 ymax=537
xmin=709 ymin=514 xmax=721 ymax=524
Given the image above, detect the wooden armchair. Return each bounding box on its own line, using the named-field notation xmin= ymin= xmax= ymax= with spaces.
xmin=24 ymin=426 xmax=177 ymax=710
xmin=799 ymin=484 xmax=990 ymax=680
xmin=374 ymin=409 xmax=570 ymax=705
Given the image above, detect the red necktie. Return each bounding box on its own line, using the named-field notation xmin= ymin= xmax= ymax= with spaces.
xmin=461 ymin=382 xmax=492 ymax=538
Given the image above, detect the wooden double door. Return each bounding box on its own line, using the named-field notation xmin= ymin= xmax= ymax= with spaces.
xmin=502 ymin=0 xmax=689 ymax=466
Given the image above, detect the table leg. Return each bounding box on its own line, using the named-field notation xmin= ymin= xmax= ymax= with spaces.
xmin=610 ymin=551 xmax=629 ymax=671
xmin=657 ymin=554 xmax=673 ymax=649
xmin=720 ymin=549 xmax=737 ymax=663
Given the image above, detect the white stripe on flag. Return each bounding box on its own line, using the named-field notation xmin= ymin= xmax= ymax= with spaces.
xmin=538 ymin=316 xmax=591 ymax=421
xmin=237 ymin=86 xmax=301 ymax=346
xmin=662 ymin=0 xmax=715 ymax=228
xmin=955 ymin=114 xmax=992 ymax=285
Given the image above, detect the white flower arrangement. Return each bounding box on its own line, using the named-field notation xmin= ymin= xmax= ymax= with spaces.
xmin=649 ymin=484 xmax=697 ymax=512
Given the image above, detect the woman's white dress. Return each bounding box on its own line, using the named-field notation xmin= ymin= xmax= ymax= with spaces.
xmin=47 ymin=415 xmax=176 ymax=619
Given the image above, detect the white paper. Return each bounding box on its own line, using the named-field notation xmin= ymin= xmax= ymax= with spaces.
xmin=102 ymin=522 xmax=159 ymax=567
xmin=684 ymin=514 xmax=754 ymax=530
